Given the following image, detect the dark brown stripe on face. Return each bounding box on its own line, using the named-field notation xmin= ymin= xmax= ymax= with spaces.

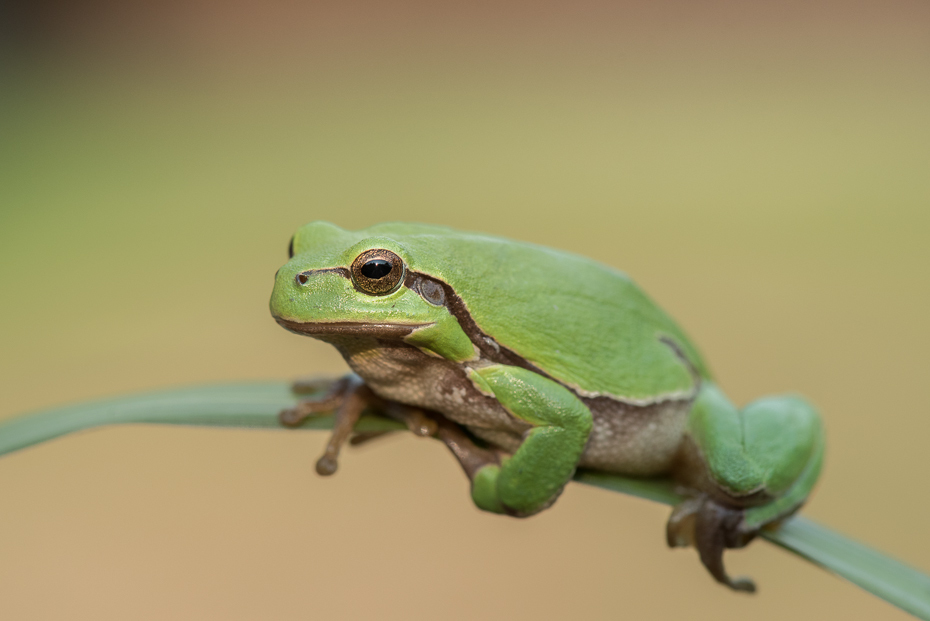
xmin=295 ymin=267 xmax=351 ymax=284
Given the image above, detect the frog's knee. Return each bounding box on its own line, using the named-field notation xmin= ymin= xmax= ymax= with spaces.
xmin=688 ymin=385 xmax=824 ymax=501
xmin=740 ymin=394 xmax=824 ymax=496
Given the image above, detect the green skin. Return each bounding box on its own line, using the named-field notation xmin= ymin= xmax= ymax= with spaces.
xmin=270 ymin=221 xmax=824 ymax=592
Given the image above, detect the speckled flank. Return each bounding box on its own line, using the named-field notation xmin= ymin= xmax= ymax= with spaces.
xmin=579 ymin=397 xmax=691 ymax=474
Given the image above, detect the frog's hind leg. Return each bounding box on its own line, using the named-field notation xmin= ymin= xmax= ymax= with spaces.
xmin=433 ymin=418 xmax=503 ymax=480
xmin=670 ymin=383 xmax=825 ymax=592
xmin=414 ymin=415 xmax=509 ymax=513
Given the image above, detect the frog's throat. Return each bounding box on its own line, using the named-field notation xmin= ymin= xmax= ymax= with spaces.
xmin=274 ymin=318 xmax=429 ymax=339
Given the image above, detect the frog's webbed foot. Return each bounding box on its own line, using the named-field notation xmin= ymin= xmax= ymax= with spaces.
xmin=280 ymin=376 xmax=354 ymax=427
xmin=280 ymin=375 xmax=371 ymax=475
xmin=281 ymin=375 xmax=440 ymax=475
xmin=667 ymin=496 xmax=757 ymax=593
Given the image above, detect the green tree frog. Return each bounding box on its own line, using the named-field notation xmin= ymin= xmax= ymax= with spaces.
xmin=270 ymin=222 xmax=824 ymax=592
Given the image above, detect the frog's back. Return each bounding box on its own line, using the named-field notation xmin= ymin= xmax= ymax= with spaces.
xmin=365 ymin=222 xmax=710 ymax=404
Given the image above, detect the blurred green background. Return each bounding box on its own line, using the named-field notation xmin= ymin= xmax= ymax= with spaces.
xmin=1 ymin=1 xmax=928 ymax=619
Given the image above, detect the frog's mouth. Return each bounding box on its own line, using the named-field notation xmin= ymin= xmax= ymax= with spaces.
xmin=274 ymin=317 xmax=429 ymax=339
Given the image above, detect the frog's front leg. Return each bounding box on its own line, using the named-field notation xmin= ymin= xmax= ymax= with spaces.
xmin=671 ymin=383 xmax=825 ymax=592
xmin=280 ymin=374 xmax=437 ymax=474
xmin=466 ymin=364 xmax=593 ymax=517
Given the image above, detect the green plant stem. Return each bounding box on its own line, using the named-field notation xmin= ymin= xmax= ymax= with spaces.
xmin=1 ymin=381 xmax=928 ymax=619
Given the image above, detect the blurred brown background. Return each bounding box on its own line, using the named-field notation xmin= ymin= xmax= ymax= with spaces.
xmin=1 ymin=1 xmax=928 ymax=619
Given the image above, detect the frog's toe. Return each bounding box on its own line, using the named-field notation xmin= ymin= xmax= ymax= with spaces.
xmin=348 ymin=430 xmax=396 ymax=446
xmin=279 ymin=400 xmax=337 ymax=427
xmin=315 ymin=454 xmax=339 ymax=476
xmin=694 ymin=500 xmax=757 ymax=593
xmin=669 ymin=496 xmax=758 ymax=593
xmin=382 ymin=403 xmax=438 ymax=437
xmin=291 ymin=376 xmax=343 ymax=395
xmin=666 ymin=496 xmax=702 ymax=548
xmin=279 ymin=407 xmax=306 ymax=427
xmin=280 ymin=376 xmax=354 ymax=427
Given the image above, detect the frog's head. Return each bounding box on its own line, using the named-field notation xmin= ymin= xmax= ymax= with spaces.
xmin=270 ymin=221 xmax=478 ymax=361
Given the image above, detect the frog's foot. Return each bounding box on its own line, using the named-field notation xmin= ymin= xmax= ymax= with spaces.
xmin=348 ymin=430 xmax=394 ymax=446
xmin=674 ymin=383 xmax=825 ymax=592
xmin=280 ymin=376 xmax=356 ymax=427
xmin=318 ymin=400 xmax=439 ymax=473
xmin=667 ymin=496 xmax=757 ymax=593
xmin=281 ymin=375 xmax=441 ymax=475
xmin=280 ymin=375 xmax=370 ymax=475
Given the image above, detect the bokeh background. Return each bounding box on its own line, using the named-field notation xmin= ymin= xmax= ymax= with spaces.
xmin=1 ymin=1 xmax=928 ymax=619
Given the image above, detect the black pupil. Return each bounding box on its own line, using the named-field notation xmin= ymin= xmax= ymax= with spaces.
xmin=361 ymin=259 xmax=392 ymax=279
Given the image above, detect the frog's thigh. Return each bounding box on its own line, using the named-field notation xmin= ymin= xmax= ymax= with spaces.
xmin=468 ymin=364 xmax=593 ymax=517
xmin=688 ymin=383 xmax=825 ymax=520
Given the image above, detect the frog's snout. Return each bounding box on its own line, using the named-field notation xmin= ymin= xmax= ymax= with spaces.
xmin=271 ymin=265 xmax=354 ymax=324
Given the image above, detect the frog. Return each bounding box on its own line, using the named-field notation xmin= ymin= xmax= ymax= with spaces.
xmin=269 ymin=221 xmax=824 ymax=592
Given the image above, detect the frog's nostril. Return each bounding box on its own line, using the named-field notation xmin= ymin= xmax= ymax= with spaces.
xmin=296 ymin=273 xmax=310 ymax=286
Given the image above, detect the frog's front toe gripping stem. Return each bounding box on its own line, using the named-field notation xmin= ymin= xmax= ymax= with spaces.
xmin=280 ymin=375 xmax=366 ymax=474
xmin=667 ymin=496 xmax=758 ymax=593
xmin=280 ymin=375 xmax=438 ymax=475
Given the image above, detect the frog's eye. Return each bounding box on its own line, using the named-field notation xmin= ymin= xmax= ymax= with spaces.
xmin=351 ymin=249 xmax=406 ymax=295
xmin=288 ymin=235 xmax=295 ymax=259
